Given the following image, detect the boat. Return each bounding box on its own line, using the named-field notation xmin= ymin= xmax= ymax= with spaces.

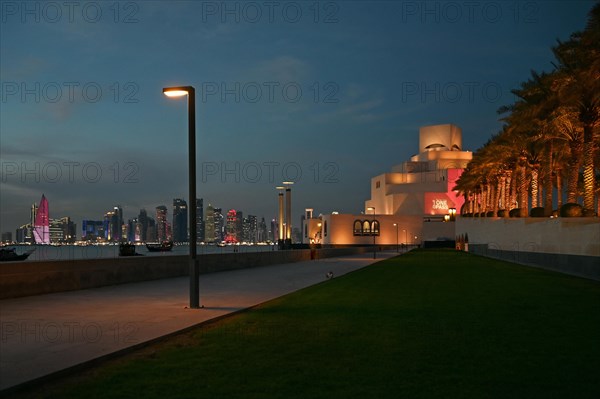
xmin=119 ymin=243 xmax=142 ymax=256
xmin=146 ymin=241 xmax=174 ymax=252
xmin=0 ymin=247 xmax=35 ymax=262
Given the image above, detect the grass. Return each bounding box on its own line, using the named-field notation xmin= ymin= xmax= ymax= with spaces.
xmin=10 ymin=249 xmax=600 ymax=399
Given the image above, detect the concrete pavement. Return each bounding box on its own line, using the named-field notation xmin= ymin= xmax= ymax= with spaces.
xmin=0 ymin=251 xmax=398 ymax=392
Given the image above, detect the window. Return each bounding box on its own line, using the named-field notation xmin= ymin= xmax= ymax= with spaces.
xmin=304 ymin=224 xmax=308 ymax=238
xmin=375 ymin=181 xmax=381 ymax=189
xmin=371 ymin=220 xmax=380 ymax=236
xmin=353 ymin=220 xmax=362 ymax=236
xmin=353 ymin=219 xmax=380 ymax=236
xmin=362 ymin=220 xmax=371 ymax=234
xmin=324 ymin=221 xmax=328 ymax=237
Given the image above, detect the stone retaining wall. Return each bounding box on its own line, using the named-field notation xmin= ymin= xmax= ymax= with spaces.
xmin=457 ymin=217 xmax=600 ymax=280
xmin=0 ymin=247 xmax=371 ymax=299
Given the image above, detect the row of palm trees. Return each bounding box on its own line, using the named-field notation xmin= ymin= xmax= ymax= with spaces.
xmin=455 ymin=3 xmax=600 ymax=217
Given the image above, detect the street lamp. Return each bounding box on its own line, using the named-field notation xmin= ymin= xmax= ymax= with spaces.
xmin=449 ymin=208 xmax=456 ymax=221
xmin=393 ymin=223 xmax=398 ymax=253
xmin=367 ymin=206 xmax=376 ymax=259
xmin=163 ymin=85 xmax=200 ymax=309
xmin=402 ymin=229 xmax=407 ymax=249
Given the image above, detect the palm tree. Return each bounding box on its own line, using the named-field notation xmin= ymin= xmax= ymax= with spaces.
xmin=552 ymin=3 xmax=600 ymax=213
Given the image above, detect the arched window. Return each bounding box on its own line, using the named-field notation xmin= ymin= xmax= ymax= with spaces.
xmin=371 ymin=220 xmax=380 ymax=236
xmin=362 ymin=220 xmax=371 ymax=234
xmin=353 ymin=220 xmax=362 ymax=236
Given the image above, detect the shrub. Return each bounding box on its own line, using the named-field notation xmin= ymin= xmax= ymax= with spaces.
xmin=509 ymin=208 xmax=527 ymax=217
xmin=582 ymin=208 xmax=597 ymax=217
xmin=560 ymin=203 xmax=582 ymax=217
xmin=530 ymin=207 xmax=545 ymax=217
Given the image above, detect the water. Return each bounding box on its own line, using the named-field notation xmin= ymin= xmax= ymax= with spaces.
xmin=6 ymin=244 xmax=279 ymax=262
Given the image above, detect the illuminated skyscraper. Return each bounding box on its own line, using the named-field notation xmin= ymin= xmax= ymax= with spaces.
xmin=156 ymin=205 xmax=168 ymax=242
xmin=204 ymin=203 xmax=215 ymax=243
xmin=196 ymin=198 xmax=204 ymax=242
xmin=243 ymin=215 xmax=257 ymax=243
xmin=225 ymin=209 xmax=238 ymax=243
xmin=82 ymin=220 xmax=104 ymax=241
xmin=214 ymin=208 xmax=224 ymax=242
xmin=33 ymin=194 xmax=50 ymax=244
xmin=173 ymin=198 xmax=188 ymax=243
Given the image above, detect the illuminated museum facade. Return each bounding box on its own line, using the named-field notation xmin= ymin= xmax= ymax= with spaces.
xmin=303 ymin=124 xmax=472 ymax=245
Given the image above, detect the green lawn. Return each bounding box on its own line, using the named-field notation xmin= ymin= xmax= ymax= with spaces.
xmin=13 ymin=250 xmax=600 ymax=399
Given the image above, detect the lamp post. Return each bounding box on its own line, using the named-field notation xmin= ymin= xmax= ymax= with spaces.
xmin=449 ymin=207 xmax=456 ymax=221
xmin=402 ymin=229 xmax=407 ymax=249
xmin=163 ymin=86 xmax=200 ymax=309
xmin=393 ymin=223 xmax=398 ymax=253
xmin=367 ymin=206 xmax=376 ymax=259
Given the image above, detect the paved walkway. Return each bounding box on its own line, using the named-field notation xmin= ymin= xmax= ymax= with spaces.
xmin=0 ymin=251 xmax=398 ymax=391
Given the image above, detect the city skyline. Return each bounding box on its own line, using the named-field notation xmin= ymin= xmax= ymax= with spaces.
xmin=1 ymin=1 xmax=595 ymax=234
xmin=7 ymin=192 xmax=281 ymax=243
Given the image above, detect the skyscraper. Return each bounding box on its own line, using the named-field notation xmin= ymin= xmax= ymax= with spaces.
xmin=214 ymin=208 xmax=224 ymax=242
xmin=32 ymin=194 xmax=50 ymax=244
xmin=156 ymin=205 xmax=168 ymax=242
xmin=225 ymin=209 xmax=238 ymax=243
xmin=196 ymin=198 xmax=204 ymax=242
xmin=82 ymin=220 xmax=104 ymax=241
xmin=146 ymin=217 xmax=157 ymax=242
xmin=138 ymin=209 xmax=148 ymax=242
xmin=204 ymin=204 xmax=215 ymax=243
xmin=172 ymin=198 xmax=188 ymax=243
xmin=113 ymin=205 xmax=123 ymax=241
xmin=258 ymin=217 xmax=268 ymax=243
xmin=243 ymin=215 xmax=257 ymax=243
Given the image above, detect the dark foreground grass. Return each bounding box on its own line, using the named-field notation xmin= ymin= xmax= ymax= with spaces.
xmin=10 ymin=250 xmax=600 ymax=399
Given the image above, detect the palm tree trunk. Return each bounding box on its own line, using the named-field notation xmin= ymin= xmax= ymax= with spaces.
xmin=531 ymin=168 xmax=539 ymax=208
xmin=505 ymin=172 xmax=512 ymax=214
xmin=510 ymin=170 xmax=517 ymax=210
xmin=556 ymin=170 xmax=563 ymax=208
xmin=582 ymin=124 xmax=595 ymax=212
xmin=482 ymin=185 xmax=488 ymax=214
xmin=494 ymin=178 xmax=502 ymax=215
xmin=544 ymin=141 xmax=553 ymax=215
xmin=566 ymin=140 xmax=583 ymax=203
xmin=519 ymin=157 xmax=529 ymax=216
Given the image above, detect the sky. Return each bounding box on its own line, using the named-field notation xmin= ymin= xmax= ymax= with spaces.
xmin=0 ymin=0 xmax=596 ymax=236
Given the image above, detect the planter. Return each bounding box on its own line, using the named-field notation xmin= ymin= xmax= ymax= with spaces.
xmin=530 ymin=207 xmax=545 ymax=217
xmin=560 ymin=203 xmax=582 ymax=217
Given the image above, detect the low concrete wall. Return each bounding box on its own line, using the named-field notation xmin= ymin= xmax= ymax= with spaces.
xmin=467 ymin=244 xmax=600 ymax=281
xmin=0 ymin=247 xmax=371 ymax=299
xmin=457 ymin=217 xmax=600 ymax=280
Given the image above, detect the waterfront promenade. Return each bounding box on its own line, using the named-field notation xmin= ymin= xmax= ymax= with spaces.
xmin=0 ymin=251 xmax=397 ymax=392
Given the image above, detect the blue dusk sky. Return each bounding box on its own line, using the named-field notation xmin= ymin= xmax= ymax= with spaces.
xmin=0 ymin=0 xmax=596 ymax=234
